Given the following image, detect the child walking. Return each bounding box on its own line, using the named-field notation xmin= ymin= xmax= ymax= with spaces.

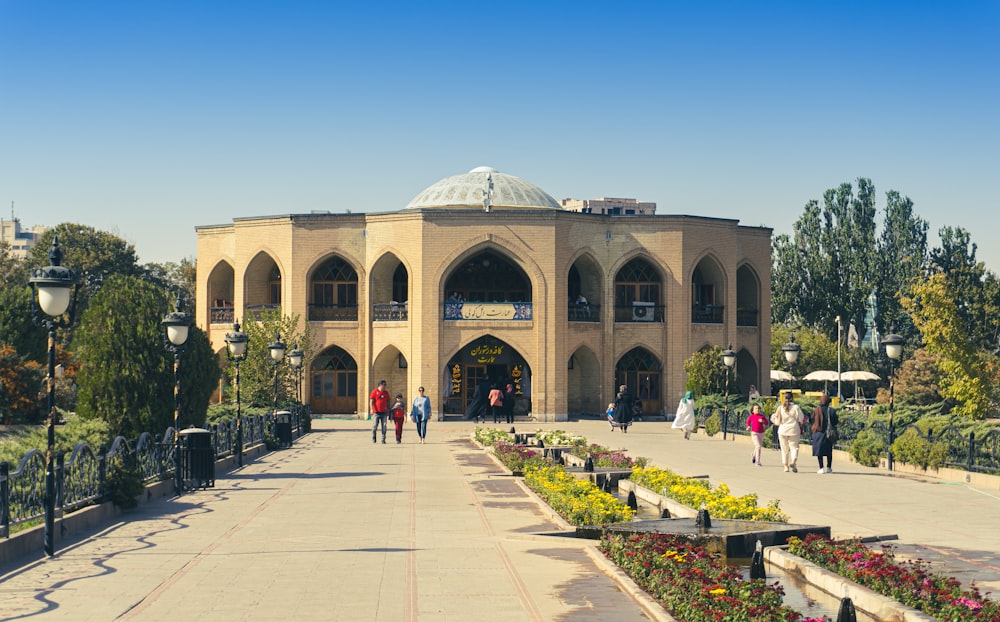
xmin=391 ymin=394 xmax=406 ymax=443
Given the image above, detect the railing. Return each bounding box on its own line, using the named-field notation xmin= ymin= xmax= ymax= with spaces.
xmin=210 ymin=305 xmax=235 ymax=324
xmin=736 ymin=307 xmax=758 ymax=327
xmin=373 ymin=302 xmax=408 ymax=322
xmin=0 ymin=408 xmax=308 ymax=540
xmin=568 ymin=303 xmax=600 ymax=322
xmin=245 ymin=304 xmax=281 ymax=320
xmin=613 ymin=304 xmax=664 ymax=323
xmin=692 ymin=304 xmax=724 ymax=324
xmin=444 ymin=302 xmax=532 ymax=321
xmin=308 ymin=303 xmax=359 ymax=322
xmin=692 ymin=406 xmax=1000 ymax=475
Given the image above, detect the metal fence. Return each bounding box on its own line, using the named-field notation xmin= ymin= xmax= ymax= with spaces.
xmin=0 ymin=407 xmax=307 ymax=539
xmin=695 ymin=406 xmax=1000 ymax=474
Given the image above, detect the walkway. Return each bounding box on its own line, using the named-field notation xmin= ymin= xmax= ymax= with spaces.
xmin=1 ymin=418 xmax=998 ymax=620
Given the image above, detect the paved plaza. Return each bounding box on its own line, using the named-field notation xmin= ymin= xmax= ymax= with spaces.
xmin=2 ymin=418 xmax=999 ymax=621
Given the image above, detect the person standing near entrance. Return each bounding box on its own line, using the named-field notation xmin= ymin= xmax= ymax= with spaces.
xmin=370 ymin=380 xmax=390 ymax=444
xmin=614 ymin=385 xmax=633 ymax=433
xmin=411 ymin=386 xmax=432 ymax=444
xmin=488 ymin=383 xmax=504 ymax=424
xmin=502 ymin=382 xmax=516 ymax=424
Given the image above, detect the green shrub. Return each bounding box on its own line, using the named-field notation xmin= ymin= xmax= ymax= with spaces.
xmin=850 ymin=428 xmax=886 ymax=467
xmin=703 ymin=412 xmax=721 ymax=437
xmin=891 ymin=428 xmax=948 ymax=470
xmin=105 ymin=457 xmax=144 ymax=509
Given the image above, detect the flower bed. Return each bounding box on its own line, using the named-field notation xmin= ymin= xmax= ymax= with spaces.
xmin=523 ymin=464 xmax=635 ymax=526
xmin=474 ymin=426 xmax=513 ymax=447
xmin=490 ymin=440 xmax=548 ymax=473
xmin=787 ymin=534 xmax=999 ymax=620
xmin=570 ymin=443 xmax=648 ymax=469
xmin=533 ymin=429 xmax=587 ymax=448
xmin=601 ymin=532 xmax=823 ymax=622
xmin=630 ymin=465 xmax=788 ymax=522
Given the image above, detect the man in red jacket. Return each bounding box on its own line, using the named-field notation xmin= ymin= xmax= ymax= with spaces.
xmin=370 ymin=380 xmax=390 ymax=444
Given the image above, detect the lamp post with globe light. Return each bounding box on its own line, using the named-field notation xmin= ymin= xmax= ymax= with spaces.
xmin=28 ymin=237 xmax=79 ymax=557
xmin=287 ymin=343 xmax=304 ymax=406
xmin=721 ymin=344 xmax=736 ymax=440
xmin=781 ymin=332 xmax=801 ymax=394
xmin=162 ymin=295 xmax=193 ymax=494
xmin=881 ymin=330 xmax=904 ymax=471
xmin=224 ymin=322 xmax=249 ymax=467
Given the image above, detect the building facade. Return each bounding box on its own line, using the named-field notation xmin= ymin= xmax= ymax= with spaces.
xmin=0 ymin=217 xmax=47 ymax=259
xmin=195 ymin=167 xmax=771 ymax=421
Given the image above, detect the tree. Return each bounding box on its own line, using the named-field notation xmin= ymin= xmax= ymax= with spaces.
xmin=27 ymin=224 xmax=141 ymax=350
xmin=927 ymin=227 xmax=1000 ymax=350
xmin=901 ymin=272 xmax=999 ymax=419
xmin=683 ymin=346 xmax=727 ymax=397
xmin=142 ymin=258 xmax=196 ymax=307
xmin=234 ymin=309 xmax=314 ymax=409
xmin=73 ymin=274 xmax=220 ymax=437
xmin=0 ymin=345 xmax=44 ymax=424
xmin=875 ymin=191 xmax=928 ymax=341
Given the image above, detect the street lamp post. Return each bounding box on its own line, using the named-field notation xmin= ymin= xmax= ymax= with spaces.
xmin=28 ymin=237 xmax=79 ymax=557
xmin=162 ymin=294 xmax=193 ymax=494
xmin=224 ymin=322 xmax=249 ymax=468
xmin=881 ymin=330 xmax=904 ymax=472
xmin=287 ymin=343 xmax=304 ymax=406
xmin=268 ymin=334 xmax=287 ymax=415
xmin=721 ymin=344 xmax=736 ymax=440
xmin=781 ymin=332 xmax=801 ymax=394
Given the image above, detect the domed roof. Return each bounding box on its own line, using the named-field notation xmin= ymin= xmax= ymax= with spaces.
xmin=405 ymin=166 xmax=562 ymax=210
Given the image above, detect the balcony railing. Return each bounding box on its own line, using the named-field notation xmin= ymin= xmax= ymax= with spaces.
xmin=614 ymin=303 xmax=664 ymax=323
xmin=444 ymin=301 xmax=532 ymax=320
xmin=692 ymin=304 xmax=724 ymax=324
xmin=245 ymin=303 xmax=281 ymax=320
xmin=373 ymin=302 xmax=408 ymax=322
xmin=736 ymin=307 xmax=759 ymax=327
xmin=568 ymin=303 xmax=600 ymax=322
xmin=308 ymin=303 xmax=359 ymax=322
xmin=210 ymin=305 xmax=235 ymax=324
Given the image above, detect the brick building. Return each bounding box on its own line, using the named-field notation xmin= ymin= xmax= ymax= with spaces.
xmin=195 ymin=166 xmax=771 ymax=421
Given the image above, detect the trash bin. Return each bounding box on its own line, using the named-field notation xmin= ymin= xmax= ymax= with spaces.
xmin=275 ymin=410 xmax=293 ymax=448
xmin=179 ymin=427 xmax=215 ymax=490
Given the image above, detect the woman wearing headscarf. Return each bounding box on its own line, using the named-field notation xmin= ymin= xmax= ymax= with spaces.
xmin=811 ymin=394 xmax=838 ymax=473
xmin=672 ymin=391 xmax=696 ymax=440
xmin=771 ymin=391 xmax=805 ymax=472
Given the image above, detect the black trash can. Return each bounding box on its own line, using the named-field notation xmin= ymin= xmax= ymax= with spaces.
xmin=275 ymin=410 xmax=293 ymax=448
xmin=179 ymin=427 xmax=215 ymax=490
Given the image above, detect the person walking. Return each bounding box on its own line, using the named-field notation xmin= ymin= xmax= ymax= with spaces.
xmin=411 ymin=386 xmax=432 ymax=444
xmin=672 ymin=391 xmax=696 ymax=440
xmin=390 ymin=394 xmax=407 ymax=443
xmin=746 ymin=403 xmax=769 ymax=466
xmin=748 ymin=385 xmax=760 ymax=401
xmin=370 ymin=380 xmax=390 ymax=444
xmin=488 ymin=383 xmax=504 ymax=424
xmin=811 ymin=393 xmax=838 ymax=473
xmin=771 ymin=391 xmax=805 ymax=472
xmin=502 ymin=382 xmax=516 ymax=424
xmin=614 ymin=385 xmax=633 ymax=433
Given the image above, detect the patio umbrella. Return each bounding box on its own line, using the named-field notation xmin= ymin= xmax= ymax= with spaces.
xmin=841 ymin=370 xmax=881 ymax=400
xmin=770 ymin=369 xmax=794 ymax=382
xmin=802 ymin=370 xmax=840 ymax=392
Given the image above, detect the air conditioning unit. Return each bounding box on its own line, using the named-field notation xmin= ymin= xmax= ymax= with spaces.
xmin=632 ymin=301 xmax=655 ymax=322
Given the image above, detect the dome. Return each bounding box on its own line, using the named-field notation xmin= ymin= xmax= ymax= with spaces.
xmin=405 ymin=166 xmax=562 ymax=210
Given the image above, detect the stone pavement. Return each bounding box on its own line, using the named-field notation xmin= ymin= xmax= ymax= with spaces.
xmin=1 ymin=418 xmax=999 ymax=621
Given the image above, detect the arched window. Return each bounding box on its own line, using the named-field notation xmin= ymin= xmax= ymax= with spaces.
xmin=268 ymin=266 xmax=281 ymax=304
xmin=614 ymin=258 xmax=661 ymax=322
xmin=310 ymin=257 xmax=358 ymax=321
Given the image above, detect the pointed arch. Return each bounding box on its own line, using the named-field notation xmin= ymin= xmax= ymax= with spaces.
xmin=736 ymin=263 xmax=760 ymax=327
xmin=691 ymin=253 xmax=726 ymax=324
xmin=244 ymin=250 xmax=283 ymax=320
xmin=308 ymin=253 xmax=360 ymax=321
xmin=206 ymin=259 xmax=235 ymax=325
xmin=615 ymin=347 xmax=663 ymax=415
xmin=310 ymin=345 xmax=359 ymax=414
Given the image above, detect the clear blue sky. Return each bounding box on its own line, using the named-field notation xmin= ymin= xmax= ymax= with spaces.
xmin=2 ymin=1 xmax=998 ymax=270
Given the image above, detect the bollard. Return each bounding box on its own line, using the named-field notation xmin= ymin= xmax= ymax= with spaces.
xmin=836 ymin=597 xmax=857 ymax=622
xmin=626 ymin=490 xmax=638 ymax=511
xmin=750 ymin=540 xmax=766 ymax=579
xmin=660 ymin=507 xmax=671 ymax=519
xmin=584 ymin=456 xmax=594 ymax=472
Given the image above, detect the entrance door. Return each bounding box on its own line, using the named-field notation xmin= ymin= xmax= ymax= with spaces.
xmin=615 ymin=371 xmax=661 ymax=416
xmin=312 ymin=370 xmax=357 ymax=414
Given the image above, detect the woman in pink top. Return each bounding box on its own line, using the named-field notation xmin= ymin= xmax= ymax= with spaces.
xmin=746 ymin=403 xmax=769 ymax=466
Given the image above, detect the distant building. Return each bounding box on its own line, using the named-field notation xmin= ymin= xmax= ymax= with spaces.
xmin=0 ymin=217 xmax=47 ymax=259
xmin=559 ymin=197 xmax=657 ymax=216
xmin=196 ymin=166 xmax=770 ymax=420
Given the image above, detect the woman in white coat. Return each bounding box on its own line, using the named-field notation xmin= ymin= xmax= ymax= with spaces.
xmin=771 ymin=391 xmax=805 ymax=472
xmin=672 ymin=391 xmax=696 ymax=440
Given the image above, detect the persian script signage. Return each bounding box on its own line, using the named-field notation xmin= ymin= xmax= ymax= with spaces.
xmin=444 ymin=302 xmax=532 ymax=320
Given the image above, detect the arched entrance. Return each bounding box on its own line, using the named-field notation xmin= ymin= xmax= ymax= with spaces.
xmin=310 ymin=346 xmax=358 ymax=414
xmin=615 ymin=347 xmax=663 ymax=415
xmin=442 ymin=335 xmax=532 ymax=417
